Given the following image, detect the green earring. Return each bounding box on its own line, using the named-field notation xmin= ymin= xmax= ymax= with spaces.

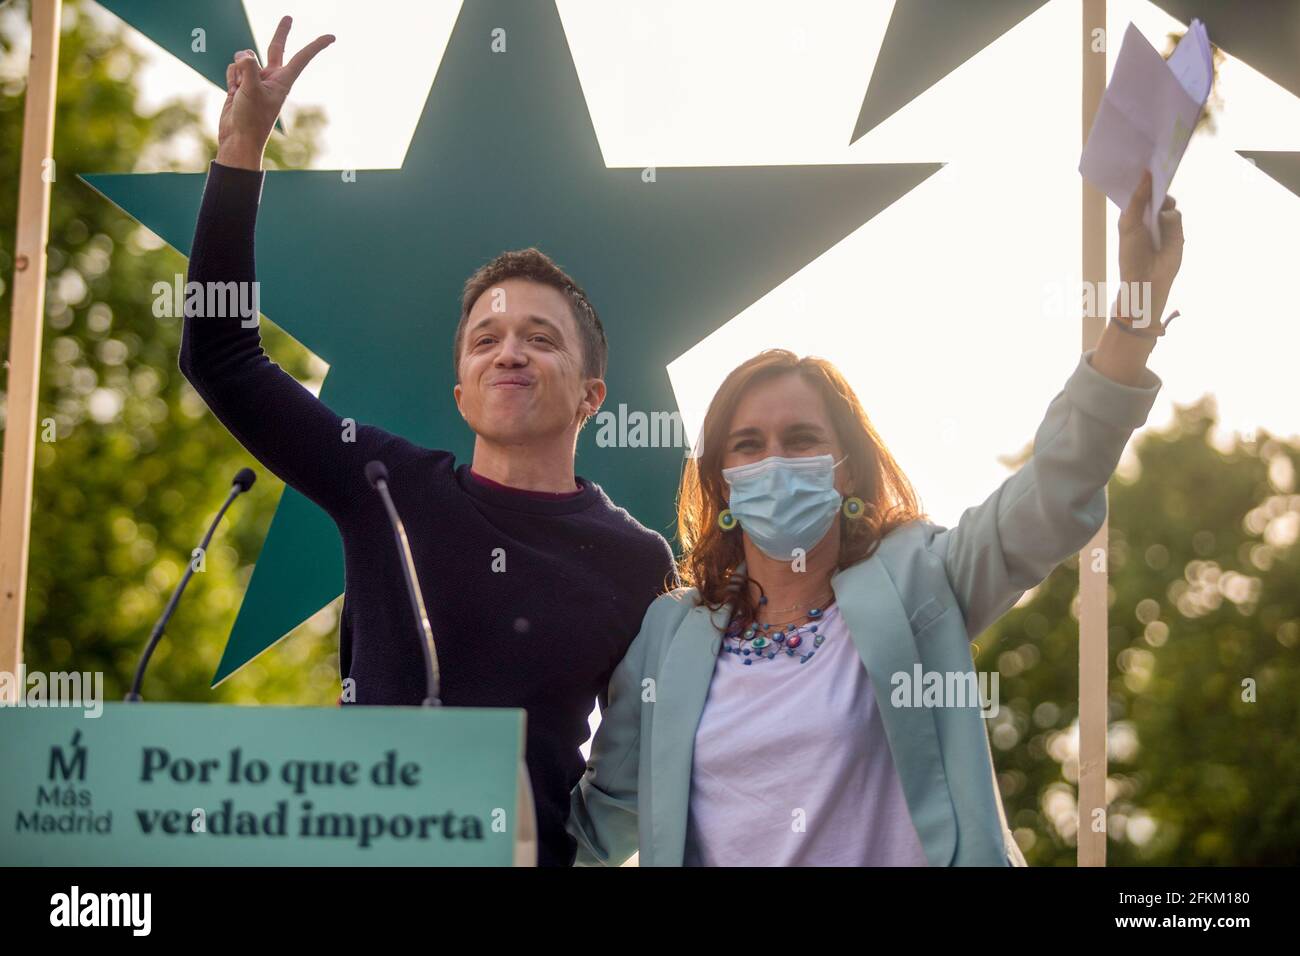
xmin=718 ymin=508 xmax=737 ymax=531
xmin=842 ymin=496 xmax=866 ymax=519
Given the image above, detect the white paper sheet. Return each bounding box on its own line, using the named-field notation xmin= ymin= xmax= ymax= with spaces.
xmin=1079 ymin=19 xmax=1213 ymax=249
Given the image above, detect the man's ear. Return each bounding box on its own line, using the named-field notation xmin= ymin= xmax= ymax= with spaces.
xmin=579 ymin=378 xmax=607 ymax=420
xmin=453 ymin=381 xmax=465 ymax=419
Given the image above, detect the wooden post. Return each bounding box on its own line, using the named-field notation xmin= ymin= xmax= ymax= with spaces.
xmin=0 ymin=0 xmax=63 ymax=701
xmin=1078 ymin=0 xmax=1108 ymax=867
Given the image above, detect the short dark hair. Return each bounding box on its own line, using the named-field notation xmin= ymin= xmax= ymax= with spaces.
xmin=454 ymin=248 xmax=607 ymax=382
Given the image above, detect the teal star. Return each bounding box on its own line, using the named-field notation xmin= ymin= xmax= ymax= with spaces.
xmin=1153 ymin=0 xmax=1300 ymax=201
xmin=97 ymin=0 xmax=285 ymax=134
xmin=851 ymin=0 xmax=1048 ymax=144
xmin=1241 ymin=151 xmax=1300 ymax=199
xmin=82 ymin=0 xmax=938 ymax=682
xmin=851 ymin=1 xmax=1300 ymax=199
xmin=1155 ymin=0 xmax=1300 ymax=103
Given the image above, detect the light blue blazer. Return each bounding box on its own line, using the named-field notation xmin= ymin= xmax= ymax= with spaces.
xmin=569 ymin=349 xmax=1161 ymax=866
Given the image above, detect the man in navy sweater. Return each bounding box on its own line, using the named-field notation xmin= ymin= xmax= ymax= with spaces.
xmin=180 ymin=17 xmax=675 ymax=866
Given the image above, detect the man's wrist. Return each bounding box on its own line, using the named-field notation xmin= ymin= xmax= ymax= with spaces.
xmin=216 ymin=136 xmax=265 ymax=171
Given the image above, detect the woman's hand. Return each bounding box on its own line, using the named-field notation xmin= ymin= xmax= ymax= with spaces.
xmin=216 ymin=15 xmax=335 ymax=170
xmin=1091 ymin=170 xmax=1185 ymax=386
xmin=1117 ymin=169 xmax=1185 ymax=327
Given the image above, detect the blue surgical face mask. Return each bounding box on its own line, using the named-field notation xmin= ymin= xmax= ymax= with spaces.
xmin=721 ymin=453 xmax=847 ymax=561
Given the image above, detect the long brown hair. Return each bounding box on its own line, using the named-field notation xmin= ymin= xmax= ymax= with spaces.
xmin=677 ymin=349 xmax=926 ymax=628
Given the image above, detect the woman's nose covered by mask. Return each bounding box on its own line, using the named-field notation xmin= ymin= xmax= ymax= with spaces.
xmin=721 ymin=454 xmax=847 ymax=560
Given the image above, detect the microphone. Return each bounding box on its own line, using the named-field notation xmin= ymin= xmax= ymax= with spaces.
xmin=365 ymin=460 xmax=442 ymax=707
xmin=125 ymin=468 xmax=258 ymax=701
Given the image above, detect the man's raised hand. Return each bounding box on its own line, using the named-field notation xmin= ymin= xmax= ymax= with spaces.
xmin=216 ymin=15 xmax=335 ymax=170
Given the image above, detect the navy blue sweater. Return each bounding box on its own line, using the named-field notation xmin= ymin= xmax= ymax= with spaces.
xmin=180 ymin=160 xmax=676 ymax=866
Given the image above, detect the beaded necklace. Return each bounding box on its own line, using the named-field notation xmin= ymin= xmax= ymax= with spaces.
xmin=722 ymin=593 xmax=836 ymax=665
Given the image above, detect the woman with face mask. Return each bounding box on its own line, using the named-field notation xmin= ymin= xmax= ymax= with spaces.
xmin=568 ymin=174 xmax=1182 ymax=867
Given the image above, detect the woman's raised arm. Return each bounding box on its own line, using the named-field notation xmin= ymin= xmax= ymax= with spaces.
xmin=927 ymin=170 xmax=1183 ymax=640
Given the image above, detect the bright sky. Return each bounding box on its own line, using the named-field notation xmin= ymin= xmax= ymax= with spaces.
xmin=92 ymin=0 xmax=1300 ymax=763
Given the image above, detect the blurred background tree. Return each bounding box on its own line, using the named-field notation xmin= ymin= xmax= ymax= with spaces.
xmin=0 ymin=0 xmax=341 ymax=706
xmin=0 ymin=0 xmax=1296 ymax=866
xmin=982 ymin=401 xmax=1300 ymax=865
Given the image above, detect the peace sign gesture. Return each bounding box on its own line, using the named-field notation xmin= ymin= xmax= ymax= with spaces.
xmin=217 ymin=15 xmax=335 ymax=170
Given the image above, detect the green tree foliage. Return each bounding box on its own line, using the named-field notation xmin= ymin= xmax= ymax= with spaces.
xmin=0 ymin=0 xmax=340 ymax=705
xmin=983 ymin=400 xmax=1300 ymax=865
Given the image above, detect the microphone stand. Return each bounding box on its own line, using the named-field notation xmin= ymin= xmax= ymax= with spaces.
xmin=125 ymin=469 xmax=256 ymax=701
xmin=366 ymin=461 xmax=442 ymax=707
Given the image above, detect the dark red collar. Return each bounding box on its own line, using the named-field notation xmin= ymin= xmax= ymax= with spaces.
xmin=468 ymin=467 xmax=584 ymax=500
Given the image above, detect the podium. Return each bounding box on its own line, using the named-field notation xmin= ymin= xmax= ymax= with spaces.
xmin=0 ymin=702 xmax=536 ymax=866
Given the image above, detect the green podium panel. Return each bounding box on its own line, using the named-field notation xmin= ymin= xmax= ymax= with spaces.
xmin=0 ymin=703 xmax=534 ymax=866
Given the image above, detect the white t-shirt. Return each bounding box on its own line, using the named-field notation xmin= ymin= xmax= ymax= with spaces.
xmin=682 ymin=603 xmax=930 ymax=866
